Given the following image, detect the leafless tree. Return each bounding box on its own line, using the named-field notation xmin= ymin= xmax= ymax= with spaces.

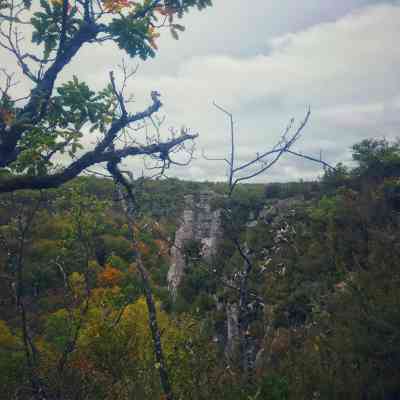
xmin=204 ymin=102 xmax=335 ymax=380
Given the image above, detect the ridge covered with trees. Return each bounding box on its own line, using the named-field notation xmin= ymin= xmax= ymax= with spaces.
xmin=0 ymin=138 xmax=399 ymax=399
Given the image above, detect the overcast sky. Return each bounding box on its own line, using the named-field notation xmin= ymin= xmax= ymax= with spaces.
xmin=3 ymin=0 xmax=400 ymax=183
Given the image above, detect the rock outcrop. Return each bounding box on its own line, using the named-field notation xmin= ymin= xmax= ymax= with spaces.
xmin=225 ymin=302 xmax=240 ymax=361
xmin=167 ymin=191 xmax=222 ymax=297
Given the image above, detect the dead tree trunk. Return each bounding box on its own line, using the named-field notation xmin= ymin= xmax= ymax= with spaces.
xmin=204 ymin=102 xmax=334 ymax=380
xmin=136 ymin=255 xmax=174 ymax=400
xmin=107 ymin=159 xmax=174 ymax=400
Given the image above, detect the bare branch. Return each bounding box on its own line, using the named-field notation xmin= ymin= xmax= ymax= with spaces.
xmin=286 ymin=149 xmax=337 ymax=171
xmin=109 ymin=70 xmax=128 ymax=117
xmin=213 ymin=101 xmax=235 ymax=186
xmin=201 ymin=148 xmax=230 ymax=165
xmin=233 ymin=118 xmax=295 ymax=174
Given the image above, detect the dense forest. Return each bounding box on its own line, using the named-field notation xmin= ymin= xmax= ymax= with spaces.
xmin=0 ymin=138 xmax=399 ymax=399
xmin=0 ymin=0 xmax=399 ymax=399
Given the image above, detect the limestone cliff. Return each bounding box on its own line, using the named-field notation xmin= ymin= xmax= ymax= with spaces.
xmin=167 ymin=191 xmax=222 ymax=297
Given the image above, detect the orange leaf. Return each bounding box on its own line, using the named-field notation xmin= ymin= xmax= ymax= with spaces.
xmin=98 ymin=265 xmax=123 ymax=287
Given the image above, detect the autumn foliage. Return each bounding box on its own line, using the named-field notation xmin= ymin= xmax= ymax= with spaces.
xmin=1 ymin=140 xmax=400 ymax=399
xmin=98 ymin=264 xmax=124 ymax=287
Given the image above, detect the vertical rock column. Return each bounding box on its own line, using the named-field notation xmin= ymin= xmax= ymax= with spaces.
xmin=225 ymin=302 xmax=240 ymax=362
xmin=167 ymin=191 xmax=222 ymax=298
xmin=167 ymin=195 xmax=195 ymax=298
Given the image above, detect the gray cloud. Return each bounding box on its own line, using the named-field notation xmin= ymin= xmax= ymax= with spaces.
xmin=123 ymin=2 xmax=400 ymax=183
xmin=1 ymin=1 xmax=399 ymax=183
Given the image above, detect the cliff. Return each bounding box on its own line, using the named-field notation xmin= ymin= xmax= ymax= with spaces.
xmin=167 ymin=191 xmax=222 ymax=297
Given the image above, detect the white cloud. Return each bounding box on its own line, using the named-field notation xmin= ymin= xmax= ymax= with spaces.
xmin=119 ymin=3 xmax=400 ymax=182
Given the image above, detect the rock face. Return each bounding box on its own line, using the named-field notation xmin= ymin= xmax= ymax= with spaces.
xmin=167 ymin=191 xmax=222 ymax=297
xmin=225 ymin=302 xmax=240 ymax=361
